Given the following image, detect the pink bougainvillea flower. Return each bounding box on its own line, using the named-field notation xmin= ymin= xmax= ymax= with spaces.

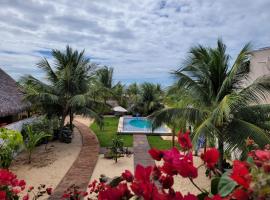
xmin=148 ymin=148 xmax=163 ymax=161
xmin=99 ymin=183 xmax=132 ymax=200
xmin=178 ymin=130 xmax=192 ymax=150
xmin=175 ymin=158 xmax=198 ymax=179
xmin=122 ymin=170 xmax=134 ymax=182
xmin=22 ymin=194 xmax=29 ymax=200
xmin=0 ymin=191 xmax=6 ymax=200
xmin=255 ymin=150 xmax=270 ymax=161
xmin=162 ymin=147 xmax=181 ymax=162
xmin=182 ymin=193 xmax=198 ymax=200
xmin=231 ymin=188 xmax=249 ymax=200
xmin=134 ymin=164 xmax=152 ymax=183
xmin=230 ymin=160 xmax=251 ymax=189
xmin=159 ymin=175 xmax=174 ymax=189
xmin=201 ymin=148 xmax=219 ymax=169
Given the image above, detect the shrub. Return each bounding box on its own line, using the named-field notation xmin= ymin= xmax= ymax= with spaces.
xmin=0 ymin=128 xmax=23 ymax=168
xmin=23 ymin=125 xmax=51 ymax=163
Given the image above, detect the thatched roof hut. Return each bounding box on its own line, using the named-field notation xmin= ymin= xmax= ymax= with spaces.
xmin=0 ymin=68 xmax=30 ymax=117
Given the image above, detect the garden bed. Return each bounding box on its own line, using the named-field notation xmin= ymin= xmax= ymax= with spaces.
xmin=10 ymin=127 xmax=82 ymax=198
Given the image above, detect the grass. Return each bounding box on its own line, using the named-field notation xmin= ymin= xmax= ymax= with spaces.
xmin=90 ymin=116 xmax=133 ymax=147
xmin=147 ymin=135 xmax=179 ymax=150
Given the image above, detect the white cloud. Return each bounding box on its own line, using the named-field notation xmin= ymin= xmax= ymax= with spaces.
xmin=0 ymin=0 xmax=270 ymax=85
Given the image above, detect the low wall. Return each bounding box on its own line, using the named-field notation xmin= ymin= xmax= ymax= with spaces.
xmin=4 ymin=117 xmax=37 ymax=132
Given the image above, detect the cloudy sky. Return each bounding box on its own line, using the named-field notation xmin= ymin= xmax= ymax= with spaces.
xmin=0 ymin=0 xmax=270 ymax=85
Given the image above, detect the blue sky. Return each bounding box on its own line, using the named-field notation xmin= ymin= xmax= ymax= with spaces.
xmin=0 ymin=0 xmax=270 ymax=85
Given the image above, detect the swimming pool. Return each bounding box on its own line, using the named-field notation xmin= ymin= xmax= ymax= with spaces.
xmin=117 ymin=117 xmax=172 ymax=135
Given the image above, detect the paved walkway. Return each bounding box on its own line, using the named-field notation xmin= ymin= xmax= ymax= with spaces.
xmin=49 ymin=120 xmax=99 ymax=199
xmin=133 ymin=134 xmax=155 ymax=170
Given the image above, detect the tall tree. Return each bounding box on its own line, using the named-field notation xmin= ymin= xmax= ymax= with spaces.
xmin=21 ymin=46 xmax=104 ymax=129
xmin=150 ymin=39 xmax=270 ymax=170
xmin=131 ymin=82 xmax=164 ymax=116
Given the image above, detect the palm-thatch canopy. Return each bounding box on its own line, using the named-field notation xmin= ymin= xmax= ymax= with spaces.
xmin=0 ymin=68 xmax=30 ymax=117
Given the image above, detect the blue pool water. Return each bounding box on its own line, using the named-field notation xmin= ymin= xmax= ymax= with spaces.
xmin=121 ymin=117 xmax=171 ymax=134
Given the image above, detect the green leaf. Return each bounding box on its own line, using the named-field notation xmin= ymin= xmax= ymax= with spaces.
xmin=211 ymin=177 xmax=220 ymax=195
xmin=109 ymin=176 xmax=123 ymax=187
xmin=246 ymin=156 xmax=254 ymax=164
xmin=197 ymin=192 xmax=209 ymax=200
xmin=218 ymin=172 xmax=237 ymax=197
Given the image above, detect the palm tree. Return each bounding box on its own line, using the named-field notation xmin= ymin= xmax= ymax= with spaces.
xmin=150 ymin=39 xmax=270 ymax=170
xmin=126 ymin=83 xmax=140 ymax=106
xmin=21 ymin=46 xmax=104 ymax=129
xmin=132 ymin=82 xmax=164 ymax=116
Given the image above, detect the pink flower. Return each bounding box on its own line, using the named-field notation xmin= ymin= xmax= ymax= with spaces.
xmin=159 ymin=175 xmax=174 ymax=189
xmin=23 ymin=194 xmax=29 ymax=200
xmin=122 ymin=170 xmax=134 ymax=182
xmin=230 ymin=160 xmax=251 ymax=189
xmin=178 ymin=130 xmax=192 ymax=150
xmin=183 ymin=193 xmax=198 ymax=200
xmin=148 ymin=148 xmax=163 ymax=161
xmin=0 ymin=191 xmax=6 ymax=199
xmin=201 ymin=148 xmax=219 ymax=169
xmin=255 ymin=150 xmax=270 ymax=161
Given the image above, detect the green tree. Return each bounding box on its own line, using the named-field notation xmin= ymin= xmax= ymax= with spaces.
xmin=132 ymin=82 xmax=164 ymax=116
xmin=150 ymin=39 xmax=270 ymax=170
xmin=21 ymin=46 xmax=104 ymax=129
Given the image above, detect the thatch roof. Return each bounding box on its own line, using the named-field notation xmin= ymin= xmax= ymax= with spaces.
xmin=0 ymin=68 xmax=30 ymax=117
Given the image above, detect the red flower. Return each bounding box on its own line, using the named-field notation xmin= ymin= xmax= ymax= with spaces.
xmin=231 ymin=188 xmax=249 ymax=200
xmin=178 ymin=130 xmax=192 ymax=150
xmin=175 ymin=158 xmax=198 ymax=179
xmin=201 ymin=148 xmax=219 ymax=169
xmin=183 ymin=193 xmax=198 ymax=200
xmin=263 ymin=162 xmax=270 ymax=173
xmin=230 ymin=160 xmax=251 ymax=189
xmin=159 ymin=175 xmax=174 ymax=189
xmin=46 ymin=187 xmax=53 ymax=195
xmin=122 ymin=170 xmax=134 ymax=182
xmin=0 ymin=191 xmax=6 ymax=200
xmin=28 ymin=186 xmax=34 ymax=191
xmin=149 ymin=148 xmax=163 ymax=161
xmin=134 ymin=164 xmax=152 ymax=183
xmin=23 ymin=194 xmax=29 ymax=200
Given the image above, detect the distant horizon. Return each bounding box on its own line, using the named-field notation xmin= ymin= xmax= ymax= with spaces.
xmin=1 ymin=0 xmax=270 ymax=85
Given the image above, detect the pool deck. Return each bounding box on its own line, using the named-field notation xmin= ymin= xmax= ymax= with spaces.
xmin=133 ymin=134 xmax=155 ymax=170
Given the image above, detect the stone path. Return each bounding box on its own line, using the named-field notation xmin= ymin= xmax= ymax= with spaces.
xmin=49 ymin=120 xmax=99 ymax=199
xmin=133 ymin=134 xmax=155 ymax=170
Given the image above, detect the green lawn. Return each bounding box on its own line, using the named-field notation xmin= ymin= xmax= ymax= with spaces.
xmin=90 ymin=116 xmax=133 ymax=147
xmin=147 ymin=136 xmax=179 ymax=150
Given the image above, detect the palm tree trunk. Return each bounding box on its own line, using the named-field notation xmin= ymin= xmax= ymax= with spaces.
xmin=69 ymin=109 xmax=73 ymax=131
xmin=218 ymin=134 xmax=224 ymax=172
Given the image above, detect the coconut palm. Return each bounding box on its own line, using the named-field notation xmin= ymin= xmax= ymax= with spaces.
xmin=21 ymin=46 xmax=104 ymax=129
xmin=131 ymin=82 xmax=164 ymax=116
xmin=150 ymin=39 xmax=270 ymax=170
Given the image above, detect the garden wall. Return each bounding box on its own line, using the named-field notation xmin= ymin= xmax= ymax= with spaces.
xmin=4 ymin=117 xmax=37 ymax=132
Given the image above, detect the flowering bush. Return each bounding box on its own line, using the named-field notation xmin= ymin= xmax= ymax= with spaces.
xmin=0 ymin=169 xmax=51 ymax=200
xmin=84 ymin=131 xmax=270 ymax=200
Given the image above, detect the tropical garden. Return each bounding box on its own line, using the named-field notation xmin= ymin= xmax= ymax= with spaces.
xmin=1 ymin=39 xmax=270 ymax=199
